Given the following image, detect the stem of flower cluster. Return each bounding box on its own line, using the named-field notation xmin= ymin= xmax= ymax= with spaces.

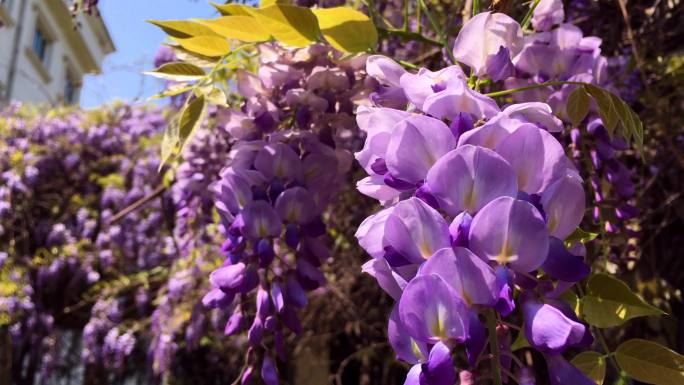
xmin=377 ymin=28 xmax=443 ymax=47
xmin=486 ymin=309 xmax=503 ymax=385
xmin=484 ymin=80 xmax=586 ymax=97
xmin=472 ymin=0 xmax=480 ymax=16
xmin=520 ymin=0 xmax=541 ymax=31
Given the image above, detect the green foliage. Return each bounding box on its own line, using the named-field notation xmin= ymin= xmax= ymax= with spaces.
xmin=313 ymin=7 xmax=377 ymax=53
xmin=196 ymin=16 xmax=271 ymax=42
xmin=145 ymin=62 xmax=206 ymax=81
xmin=565 ymin=227 xmax=598 ymax=245
xmin=245 ymin=5 xmax=320 ymax=47
xmin=173 ymin=36 xmax=232 ymax=58
xmin=161 ymin=95 xmax=207 ymax=167
xmin=567 ymin=87 xmax=591 ymax=127
xmin=147 ymin=20 xmax=220 ymax=38
xmin=615 ymin=339 xmax=684 ymax=385
xmin=571 ymin=351 xmax=606 ymax=385
xmin=581 ymin=274 xmax=664 ymax=328
xmin=584 ymin=84 xmax=644 ymax=154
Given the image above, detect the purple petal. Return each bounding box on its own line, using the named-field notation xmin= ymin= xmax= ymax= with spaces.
xmin=452 ymin=12 xmax=523 ymax=76
xmin=423 ymin=81 xmax=500 ymax=120
xmin=254 ymin=143 xmax=302 ymax=182
xmin=485 ymin=46 xmax=515 ymax=82
xmin=261 ymin=355 xmax=279 ymax=385
xmin=449 ymin=212 xmax=473 ymax=248
xmin=384 ymin=198 xmax=451 ymax=264
xmin=426 ymin=145 xmax=518 ymax=215
xmin=495 ymin=124 xmax=546 ymax=193
xmin=469 ymin=196 xmax=550 ymax=273
xmin=210 ymin=263 xmax=246 ymax=291
xmin=545 ymin=355 xmax=597 ymax=385
xmin=388 ymin=305 xmax=428 ymax=364
xmin=419 ymin=247 xmax=501 ymax=307
xmin=541 ymin=172 xmax=585 ymax=240
xmin=398 ymin=274 xmax=469 ymax=344
xmin=362 ymin=258 xmax=407 ymax=301
xmin=355 ymin=206 xmax=394 ymax=259
xmin=542 ymin=237 xmax=590 ymax=282
xmin=385 ymin=115 xmax=456 ymax=183
xmin=419 ymin=342 xmax=457 ymax=385
xmin=275 ymin=187 xmax=317 ymax=225
xmin=523 ymin=300 xmax=586 ymax=354
xmin=367 ymin=55 xmax=407 ymax=87
xmin=242 ymin=201 xmax=283 ymax=239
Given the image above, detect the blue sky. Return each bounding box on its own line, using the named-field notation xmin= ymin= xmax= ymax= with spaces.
xmin=80 ymin=0 xmax=218 ymax=108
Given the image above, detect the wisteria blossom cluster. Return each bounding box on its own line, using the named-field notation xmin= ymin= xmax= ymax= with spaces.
xmin=0 ymin=104 xmax=183 ymax=382
xmin=505 ymin=0 xmax=640 ymax=263
xmin=204 ymin=43 xmax=369 ymax=383
xmin=356 ymin=10 xmax=598 ymax=385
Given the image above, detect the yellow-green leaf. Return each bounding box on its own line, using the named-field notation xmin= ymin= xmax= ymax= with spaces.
xmin=147 ymin=20 xmax=220 ymax=38
xmin=567 ymin=87 xmax=590 ymax=127
xmin=178 ymin=95 xmax=207 ymax=146
xmin=211 ymin=2 xmax=252 ymax=16
xmin=616 ymin=339 xmax=684 ymax=385
xmin=195 ymin=16 xmax=270 ymax=42
xmin=581 ymin=274 xmax=664 ymax=328
xmin=565 ymin=227 xmax=598 ymax=245
xmin=571 ymin=351 xmax=606 ymax=385
xmin=173 ymin=36 xmax=231 ymax=58
xmin=312 ymin=7 xmax=377 ymax=53
xmin=246 ymin=4 xmax=320 ymax=47
xmin=511 ymin=328 xmax=529 ymax=351
xmin=144 ymin=62 xmax=206 ymax=81
xmin=585 ymin=84 xmax=618 ymax=135
xmin=160 ymin=117 xmax=180 ymax=168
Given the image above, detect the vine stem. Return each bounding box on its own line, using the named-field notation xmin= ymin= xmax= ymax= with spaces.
xmin=377 ymin=27 xmax=443 ymax=47
xmin=486 ymin=309 xmax=503 ymax=385
xmin=484 ymin=80 xmax=586 ymax=97
xmin=520 ymin=0 xmax=541 ymax=31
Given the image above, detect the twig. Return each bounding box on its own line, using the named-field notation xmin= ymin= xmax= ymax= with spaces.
xmin=109 ymin=184 xmax=166 ymax=224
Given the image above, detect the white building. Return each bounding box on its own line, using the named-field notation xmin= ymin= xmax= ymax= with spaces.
xmin=0 ymin=0 xmax=114 ymax=105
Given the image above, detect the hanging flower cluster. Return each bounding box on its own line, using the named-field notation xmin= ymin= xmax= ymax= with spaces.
xmin=0 ymin=103 xmax=199 ymax=381
xmin=204 ymin=42 xmax=369 ymax=383
xmin=355 ymin=11 xmax=598 ymax=385
xmin=507 ymin=0 xmax=640 ymax=264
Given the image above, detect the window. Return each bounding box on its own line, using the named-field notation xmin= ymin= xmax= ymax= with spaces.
xmin=0 ymin=0 xmax=14 ymax=13
xmin=64 ymin=75 xmax=77 ymax=104
xmin=32 ymin=26 xmax=51 ymax=66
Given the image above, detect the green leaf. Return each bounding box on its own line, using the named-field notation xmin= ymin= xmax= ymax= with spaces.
xmin=585 ymin=84 xmax=618 ymax=135
xmin=160 ymin=95 xmax=207 ymax=168
xmin=178 ymin=95 xmax=207 ymax=148
xmin=149 ymin=84 xmax=194 ymax=101
xmin=312 ymin=7 xmax=377 ymax=53
xmin=211 ymin=2 xmax=252 ymax=16
xmin=160 ymin=117 xmax=180 ymax=168
xmin=511 ymin=327 xmax=529 ymax=351
xmin=615 ymin=339 xmax=684 ymax=385
xmin=571 ymin=351 xmax=606 ymax=385
xmin=565 ymin=227 xmax=598 ymax=245
xmin=173 ymin=36 xmax=231 ymax=58
xmin=147 ymin=20 xmax=220 ymax=38
xmin=581 ymin=273 xmax=664 ymax=328
xmin=144 ymin=62 xmax=206 ymax=81
xmin=561 ymin=290 xmax=581 ymax=316
xmin=246 ymin=4 xmax=320 ymax=47
xmin=195 ymin=16 xmax=270 ymax=42
xmin=567 ymin=87 xmax=590 ymax=127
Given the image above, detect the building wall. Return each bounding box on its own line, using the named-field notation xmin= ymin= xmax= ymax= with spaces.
xmin=0 ymin=0 xmax=114 ymax=105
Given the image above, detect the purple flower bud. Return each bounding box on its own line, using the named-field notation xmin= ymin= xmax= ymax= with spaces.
xmin=261 ymin=355 xmax=279 ymax=385
xmin=210 ymin=263 xmax=246 ymax=292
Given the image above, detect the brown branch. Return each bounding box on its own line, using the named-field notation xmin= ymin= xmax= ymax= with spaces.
xmin=108 ymin=184 xmax=166 ymax=224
